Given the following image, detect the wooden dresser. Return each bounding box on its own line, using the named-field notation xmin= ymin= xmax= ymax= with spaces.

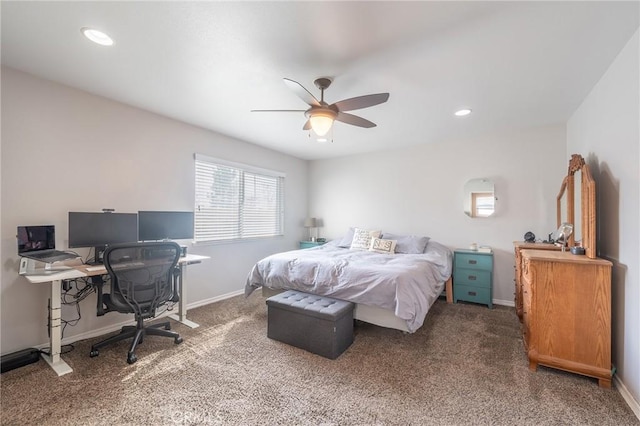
xmin=513 ymin=242 xmax=559 ymax=321
xmin=520 ymin=249 xmax=612 ymax=387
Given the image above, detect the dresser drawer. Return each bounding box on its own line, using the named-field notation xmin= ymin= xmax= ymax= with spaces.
xmin=454 ymin=268 xmax=491 ymax=288
xmin=453 ymin=285 xmax=491 ymax=306
xmin=455 ymin=253 xmax=492 ymax=271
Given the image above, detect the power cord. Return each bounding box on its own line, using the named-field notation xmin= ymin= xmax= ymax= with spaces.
xmin=84 ymin=247 xmax=96 ymax=265
xmin=39 ymin=344 xmax=74 ymax=357
xmin=43 ymin=274 xmax=108 ymax=356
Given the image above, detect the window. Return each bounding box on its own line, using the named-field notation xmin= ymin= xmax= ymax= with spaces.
xmin=471 ymin=192 xmax=494 ymax=218
xmin=194 ymin=154 xmax=285 ymax=242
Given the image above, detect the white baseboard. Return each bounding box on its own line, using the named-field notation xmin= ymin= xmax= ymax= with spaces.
xmin=35 ymin=289 xmax=245 ymax=350
xmin=492 ymin=298 xmax=515 ymax=307
xmin=615 ymin=374 xmax=640 ymax=421
xmin=187 ymin=289 xmax=244 ymax=310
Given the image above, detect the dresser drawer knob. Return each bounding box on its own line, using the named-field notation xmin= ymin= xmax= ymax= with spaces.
xmin=468 ymin=260 xmax=477 ymax=265
xmin=468 ymin=275 xmax=477 ymax=280
xmin=468 ymin=291 xmax=477 ymax=296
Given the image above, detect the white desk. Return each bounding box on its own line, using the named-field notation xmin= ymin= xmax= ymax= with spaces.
xmin=169 ymin=254 xmax=209 ymax=328
xmin=22 ymin=269 xmax=85 ymax=376
xmin=21 ymin=253 xmax=209 ymax=376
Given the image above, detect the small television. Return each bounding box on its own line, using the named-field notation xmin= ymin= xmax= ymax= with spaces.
xmin=68 ymin=212 xmax=138 ymax=263
xmin=138 ymin=211 xmax=194 ymax=241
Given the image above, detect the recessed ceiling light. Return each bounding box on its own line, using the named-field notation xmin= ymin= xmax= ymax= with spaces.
xmin=81 ymin=27 xmax=114 ymax=46
xmin=455 ymin=108 xmax=472 ymax=117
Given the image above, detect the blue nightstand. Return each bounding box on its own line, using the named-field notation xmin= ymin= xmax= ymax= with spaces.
xmin=453 ymin=249 xmax=493 ymax=308
xmin=299 ymin=241 xmax=325 ymax=249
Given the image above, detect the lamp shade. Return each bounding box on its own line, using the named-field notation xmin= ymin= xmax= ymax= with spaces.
xmin=304 ymin=217 xmax=317 ymax=228
xmin=309 ymin=110 xmax=336 ymax=136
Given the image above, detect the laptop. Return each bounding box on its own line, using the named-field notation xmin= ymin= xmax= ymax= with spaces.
xmin=17 ymin=225 xmax=79 ymax=263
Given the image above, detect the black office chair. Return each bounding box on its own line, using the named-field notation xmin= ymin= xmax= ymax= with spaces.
xmin=89 ymin=241 xmax=183 ymax=364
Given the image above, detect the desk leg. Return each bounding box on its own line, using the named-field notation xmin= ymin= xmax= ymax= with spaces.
xmin=168 ymin=263 xmax=199 ymax=329
xmin=41 ymin=280 xmax=73 ymax=376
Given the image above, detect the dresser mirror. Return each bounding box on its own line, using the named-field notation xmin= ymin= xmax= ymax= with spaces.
xmin=463 ymin=178 xmax=495 ymax=218
xmin=556 ymin=154 xmax=596 ymax=258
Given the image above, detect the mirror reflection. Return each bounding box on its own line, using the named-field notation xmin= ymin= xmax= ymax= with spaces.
xmin=574 ymin=169 xmax=582 ymax=243
xmin=464 ymin=178 xmax=495 ymax=218
xmin=555 ymin=154 xmax=596 ymax=258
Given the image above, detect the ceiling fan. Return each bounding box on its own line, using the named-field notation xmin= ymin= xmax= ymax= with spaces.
xmin=252 ymin=77 xmax=390 ymax=137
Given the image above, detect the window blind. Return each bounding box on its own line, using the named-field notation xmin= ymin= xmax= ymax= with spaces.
xmin=194 ymin=154 xmax=284 ymax=242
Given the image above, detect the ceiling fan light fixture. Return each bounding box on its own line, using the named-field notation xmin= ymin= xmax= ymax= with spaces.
xmin=454 ymin=108 xmax=472 ymax=117
xmin=81 ymin=27 xmax=114 ymax=46
xmin=309 ymin=109 xmax=336 ymax=136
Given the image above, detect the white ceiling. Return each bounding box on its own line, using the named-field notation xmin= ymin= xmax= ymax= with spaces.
xmin=2 ymin=1 xmax=638 ymax=160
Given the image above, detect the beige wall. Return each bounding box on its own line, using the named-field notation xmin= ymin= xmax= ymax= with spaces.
xmin=1 ymin=67 xmax=308 ymax=354
xmin=308 ymin=125 xmax=566 ymax=305
xmin=567 ymin=30 xmax=640 ymax=416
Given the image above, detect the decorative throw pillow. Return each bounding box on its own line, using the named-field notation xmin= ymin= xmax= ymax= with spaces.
xmin=350 ymin=228 xmax=381 ymax=250
xmin=369 ymin=238 xmax=397 ymax=255
xmin=381 ymin=233 xmax=430 ymax=254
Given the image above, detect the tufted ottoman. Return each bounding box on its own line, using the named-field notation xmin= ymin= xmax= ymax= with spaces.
xmin=266 ymin=290 xmax=354 ymax=359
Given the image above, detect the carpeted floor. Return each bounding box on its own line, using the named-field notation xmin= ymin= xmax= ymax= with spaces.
xmin=1 ymin=294 xmax=638 ymax=425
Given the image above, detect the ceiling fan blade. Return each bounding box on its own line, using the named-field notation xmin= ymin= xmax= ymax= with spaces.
xmin=251 ymin=109 xmax=306 ymax=112
xmin=284 ymin=78 xmax=321 ymax=107
xmin=336 ymin=112 xmax=376 ymax=128
xmin=303 ymin=119 xmax=312 ymax=131
xmin=333 ymin=93 xmax=389 ymax=112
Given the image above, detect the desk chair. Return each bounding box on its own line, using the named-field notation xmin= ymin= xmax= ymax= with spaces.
xmin=89 ymin=241 xmax=183 ymax=364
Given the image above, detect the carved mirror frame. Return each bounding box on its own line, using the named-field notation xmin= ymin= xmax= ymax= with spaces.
xmin=556 ymin=154 xmax=596 ymax=258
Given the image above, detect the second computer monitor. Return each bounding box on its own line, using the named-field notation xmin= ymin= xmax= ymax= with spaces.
xmin=138 ymin=211 xmax=194 ymax=241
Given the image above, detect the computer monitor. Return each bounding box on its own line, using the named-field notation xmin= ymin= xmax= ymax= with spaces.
xmin=138 ymin=211 xmax=194 ymax=241
xmin=68 ymin=212 xmax=138 ymax=263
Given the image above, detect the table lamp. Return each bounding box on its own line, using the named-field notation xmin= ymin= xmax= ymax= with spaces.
xmin=304 ymin=217 xmax=317 ymax=241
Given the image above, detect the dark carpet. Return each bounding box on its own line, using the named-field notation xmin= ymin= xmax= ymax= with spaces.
xmin=1 ymin=294 xmax=637 ymax=425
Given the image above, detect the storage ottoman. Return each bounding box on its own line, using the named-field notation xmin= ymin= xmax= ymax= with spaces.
xmin=266 ymin=290 xmax=354 ymax=359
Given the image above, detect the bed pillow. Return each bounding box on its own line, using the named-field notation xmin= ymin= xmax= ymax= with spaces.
xmin=350 ymin=228 xmax=382 ymax=250
xmin=369 ymin=237 xmax=397 ymax=255
xmin=381 ymin=233 xmax=430 ymax=254
xmin=337 ymin=227 xmax=356 ymax=248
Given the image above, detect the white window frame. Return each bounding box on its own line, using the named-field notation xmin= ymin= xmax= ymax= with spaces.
xmin=194 ymin=154 xmax=285 ymax=243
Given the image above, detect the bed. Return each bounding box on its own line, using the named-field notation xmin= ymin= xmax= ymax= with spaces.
xmin=245 ymin=235 xmax=453 ymax=333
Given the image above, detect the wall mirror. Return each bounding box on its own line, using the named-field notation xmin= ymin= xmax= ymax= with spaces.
xmin=556 ymin=154 xmax=596 ymax=258
xmin=463 ymin=178 xmax=495 ymax=218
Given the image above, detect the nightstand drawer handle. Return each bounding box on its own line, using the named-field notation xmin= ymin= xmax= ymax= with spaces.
xmin=468 ymin=291 xmax=477 ymax=296
xmin=468 ymin=260 xmax=477 ymax=265
xmin=468 ymin=275 xmax=477 ymax=280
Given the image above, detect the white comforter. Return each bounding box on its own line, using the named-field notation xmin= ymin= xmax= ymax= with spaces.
xmin=245 ymin=241 xmax=453 ymax=332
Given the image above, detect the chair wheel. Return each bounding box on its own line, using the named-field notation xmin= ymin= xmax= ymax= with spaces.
xmin=90 ymin=349 xmax=99 ymax=358
xmin=127 ymin=353 xmax=137 ymax=364
xmin=175 ymin=337 xmax=183 ymax=345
